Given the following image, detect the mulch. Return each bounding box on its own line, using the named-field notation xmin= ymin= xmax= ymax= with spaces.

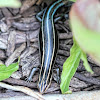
xmin=0 ymin=0 xmax=100 ymax=97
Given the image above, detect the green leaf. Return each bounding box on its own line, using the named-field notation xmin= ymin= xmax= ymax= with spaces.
xmin=60 ymin=38 xmax=93 ymax=94
xmin=81 ymin=51 xmax=94 ymax=74
xmin=69 ymin=0 xmax=76 ymax=2
xmin=0 ymin=62 xmax=19 ymax=81
xmin=69 ymin=0 xmax=100 ymax=65
xmin=0 ymin=0 xmax=21 ymax=8
xmin=74 ymin=39 xmax=93 ymax=74
xmin=60 ymin=39 xmax=81 ymax=94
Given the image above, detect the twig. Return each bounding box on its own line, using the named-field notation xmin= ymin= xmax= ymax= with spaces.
xmin=0 ymin=82 xmax=44 ymax=100
xmin=2 ymin=78 xmax=37 ymax=88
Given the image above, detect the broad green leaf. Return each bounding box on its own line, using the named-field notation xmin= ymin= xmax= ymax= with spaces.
xmin=70 ymin=0 xmax=100 ymax=65
xmin=0 ymin=62 xmax=19 ymax=81
xmin=69 ymin=0 xmax=76 ymax=2
xmin=81 ymin=51 xmax=93 ymax=74
xmin=0 ymin=0 xmax=21 ymax=8
xmin=60 ymin=39 xmax=81 ymax=94
xmin=60 ymin=38 xmax=93 ymax=94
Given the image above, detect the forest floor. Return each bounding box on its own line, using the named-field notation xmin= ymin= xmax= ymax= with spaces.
xmin=0 ymin=0 xmax=100 ymax=99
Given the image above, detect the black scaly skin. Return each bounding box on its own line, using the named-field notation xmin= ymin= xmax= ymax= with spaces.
xmin=38 ymin=0 xmax=68 ymax=93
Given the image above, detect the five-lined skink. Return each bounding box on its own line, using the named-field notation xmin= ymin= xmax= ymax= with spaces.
xmin=38 ymin=0 xmax=69 ymax=93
